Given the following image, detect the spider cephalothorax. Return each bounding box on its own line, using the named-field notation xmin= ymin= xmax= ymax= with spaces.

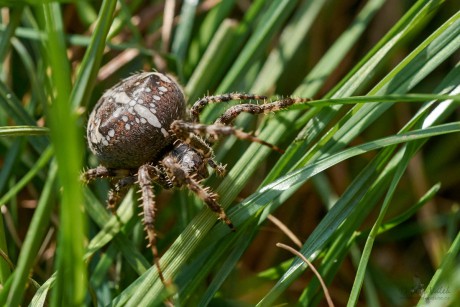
xmin=82 ymin=71 xmax=309 ymax=282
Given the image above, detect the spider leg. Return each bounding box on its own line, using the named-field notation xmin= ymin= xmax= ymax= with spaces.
xmin=215 ymin=97 xmax=311 ymax=125
xmin=107 ymin=175 xmax=137 ymax=212
xmin=171 ymin=120 xmax=285 ymax=154
xmin=171 ymin=123 xmax=226 ymax=176
xmin=82 ymin=166 xmax=135 ymax=212
xmin=190 ymin=93 xmax=267 ymax=122
xmin=137 ymin=164 xmax=166 ymax=283
xmin=81 ymin=165 xmax=131 ymax=183
xmin=162 ymin=156 xmax=235 ymax=230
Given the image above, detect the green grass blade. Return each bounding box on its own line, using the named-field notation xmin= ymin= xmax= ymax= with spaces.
xmin=0 ymin=6 xmax=23 ymax=65
xmin=251 ymin=0 xmax=328 ymax=93
xmin=5 ymin=162 xmax=57 ymax=307
xmin=70 ymin=0 xmax=117 ymax=109
xmin=416 ymin=230 xmax=460 ymax=306
xmin=0 ymin=147 xmax=53 ymax=206
xmin=41 ymin=3 xmax=86 ymax=305
xmin=216 ymin=0 xmax=299 ymax=93
xmin=347 ymin=145 xmax=412 ymax=305
xmin=171 ymin=0 xmax=198 ymax=79
xmin=0 ymin=126 xmax=49 ymax=137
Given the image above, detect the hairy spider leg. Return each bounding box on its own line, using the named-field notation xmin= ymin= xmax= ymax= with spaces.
xmin=137 ymin=164 xmax=166 ymax=283
xmin=190 ymin=93 xmax=267 ymax=122
xmin=161 ymin=155 xmax=235 ymax=231
xmin=107 ymin=175 xmax=137 ymax=212
xmin=171 ymin=125 xmax=227 ymax=175
xmin=82 ymin=166 xmax=135 ymax=211
xmin=215 ymin=97 xmax=311 ymax=125
xmin=171 ymin=120 xmax=285 ymax=154
xmin=81 ymin=165 xmax=132 ymax=183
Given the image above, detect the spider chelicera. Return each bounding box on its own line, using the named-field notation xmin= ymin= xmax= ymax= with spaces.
xmin=82 ymin=71 xmax=309 ymax=282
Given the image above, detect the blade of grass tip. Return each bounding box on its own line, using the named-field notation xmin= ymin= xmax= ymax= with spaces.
xmin=347 ymin=145 xmax=412 ymax=306
xmin=41 ymin=3 xmax=86 ymax=306
xmin=416 ymin=230 xmax=460 ymax=306
xmin=6 ymin=162 xmax=57 ymax=307
xmin=378 ymin=183 xmax=441 ymax=235
xmin=71 ymin=0 xmax=117 ymax=110
xmin=29 ymin=272 xmax=56 ymax=307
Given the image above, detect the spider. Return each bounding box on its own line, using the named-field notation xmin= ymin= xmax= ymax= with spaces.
xmin=82 ymin=71 xmax=309 ymax=282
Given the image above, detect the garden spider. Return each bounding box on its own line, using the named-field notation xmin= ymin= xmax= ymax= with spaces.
xmin=82 ymin=71 xmax=309 ymax=282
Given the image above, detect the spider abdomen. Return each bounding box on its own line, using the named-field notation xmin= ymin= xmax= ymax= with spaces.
xmin=87 ymin=72 xmax=186 ymax=168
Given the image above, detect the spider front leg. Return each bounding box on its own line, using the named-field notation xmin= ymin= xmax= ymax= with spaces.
xmin=81 ymin=165 xmax=131 ymax=183
xmin=137 ymin=164 xmax=166 ymax=283
xmin=171 ymin=120 xmax=285 ymax=153
xmin=107 ymin=175 xmax=137 ymax=212
xmin=161 ymin=156 xmax=235 ymax=231
xmin=215 ymin=97 xmax=311 ymax=125
xmin=82 ymin=166 xmax=134 ymax=211
xmin=190 ymin=93 xmax=267 ymax=122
